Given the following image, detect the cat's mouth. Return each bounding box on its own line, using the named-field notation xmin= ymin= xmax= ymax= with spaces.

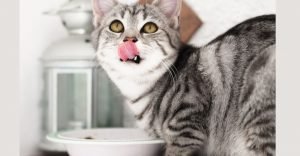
xmin=120 ymin=55 xmax=141 ymax=64
xmin=118 ymin=40 xmax=141 ymax=64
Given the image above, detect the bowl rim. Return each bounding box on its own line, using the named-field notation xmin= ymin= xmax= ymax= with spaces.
xmin=46 ymin=128 xmax=165 ymax=145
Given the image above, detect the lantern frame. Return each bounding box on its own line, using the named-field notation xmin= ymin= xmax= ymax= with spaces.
xmin=40 ymin=34 xmax=97 ymax=152
xmin=46 ymin=67 xmax=93 ymax=133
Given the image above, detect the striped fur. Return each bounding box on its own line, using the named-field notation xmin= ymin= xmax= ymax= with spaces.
xmin=92 ymin=0 xmax=275 ymax=155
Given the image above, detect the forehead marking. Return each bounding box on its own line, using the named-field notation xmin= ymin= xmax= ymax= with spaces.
xmin=143 ymin=5 xmax=148 ymax=20
xmin=120 ymin=9 xmax=125 ymax=18
xmin=132 ymin=5 xmax=137 ymax=15
xmin=134 ymin=6 xmax=144 ymax=15
xmin=125 ymin=7 xmax=132 ymax=14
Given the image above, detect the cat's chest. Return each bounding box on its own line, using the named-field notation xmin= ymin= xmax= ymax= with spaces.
xmin=110 ymin=71 xmax=163 ymax=101
xmin=126 ymin=95 xmax=153 ymax=128
xmin=116 ymin=80 xmax=151 ymax=100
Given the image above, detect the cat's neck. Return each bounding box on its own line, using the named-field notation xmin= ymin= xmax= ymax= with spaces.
xmin=116 ymin=77 xmax=157 ymax=102
xmin=109 ymin=65 xmax=167 ymax=105
xmin=115 ymin=44 xmax=196 ymax=101
xmin=107 ymin=45 xmax=196 ymax=116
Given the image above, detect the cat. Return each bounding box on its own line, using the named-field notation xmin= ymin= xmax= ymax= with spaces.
xmin=91 ymin=0 xmax=275 ymax=155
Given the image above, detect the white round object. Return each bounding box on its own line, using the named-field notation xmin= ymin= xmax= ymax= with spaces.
xmin=44 ymin=0 xmax=94 ymax=34
xmin=47 ymin=128 xmax=165 ymax=156
xmin=45 ymin=0 xmax=92 ymax=14
xmin=58 ymin=0 xmax=92 ymax=12
xmin=59 ymin=11 xmax=94 ymax=35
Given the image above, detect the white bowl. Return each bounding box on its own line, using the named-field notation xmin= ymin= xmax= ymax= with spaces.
xmin=47 ymin=128 xmax=165 ymax=156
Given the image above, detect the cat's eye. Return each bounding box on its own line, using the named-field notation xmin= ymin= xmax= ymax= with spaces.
xmin=141 ymin=22 xmax=158 ymax=33
xmin=110 ymin=20 xmax=124 ymax=33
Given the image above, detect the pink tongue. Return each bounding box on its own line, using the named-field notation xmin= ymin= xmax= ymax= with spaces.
xmin=118 ymin=41 xmax=139 ymax=61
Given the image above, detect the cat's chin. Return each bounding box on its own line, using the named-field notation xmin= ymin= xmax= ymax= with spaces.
xmin=117 ymin=60 xmax=146 ymax=69
xmin=101 ymin=59 xmax=151 ymax=76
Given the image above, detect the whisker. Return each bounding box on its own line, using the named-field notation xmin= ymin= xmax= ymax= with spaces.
xmin=162 ymin=60 xmax=176 ymax=81
xmin=163 ymin=59 xmax=179 ymax=81
xmin=161 ymin=60 xmax=176 ymax=91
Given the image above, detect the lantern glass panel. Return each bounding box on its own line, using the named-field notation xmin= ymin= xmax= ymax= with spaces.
xmin=57 ymin=73 xmax=88 ymax=130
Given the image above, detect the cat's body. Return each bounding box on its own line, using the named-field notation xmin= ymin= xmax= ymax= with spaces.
xmin=92 ymin=0 xmax=275 ymax=155
xmin=135 ymin=15 xmax=275 ymax=156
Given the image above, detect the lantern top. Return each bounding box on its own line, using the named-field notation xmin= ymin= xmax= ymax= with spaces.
xmin=45 ymin=0 xmax=92 ymax=14
xmin=42 ymin=35 xmax=97 ymax=67
xmin=44 ymin=0 xmax=94 ymax=35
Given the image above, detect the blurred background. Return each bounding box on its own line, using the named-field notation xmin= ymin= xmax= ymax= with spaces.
xmin=20 ymin=0 xmax=275 ymax=156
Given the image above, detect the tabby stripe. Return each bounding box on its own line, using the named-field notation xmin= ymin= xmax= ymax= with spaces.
xmin=261 ymin=142 xmax=275 ymax=150
xmin=161 ymin=29 xmax=177 ymax=49
xmin=249 ymin=131 xmax=274 ymax=139
xmin=184 ymin=78 xmax=190 ymax=92
xmin=241 ymin=46 xmax=274 ymax=105
xmin=161 ymin=85 xmax=181 ymax=125
xmin=215 ymin=42 xmax=232 ymax=132
xmin=221 ymin=90 xmax=234 ymax=134
xmin=168 ymin=123 xmax=200 ymax=132
xmin=120 ymin=9 xmax=125 ymax=18
xmin=236 ymin=45 xmax=272 ymax=122
xmin=266 ymin=152 xmax=274 ymax=156
xmin=220 ymin=47 xmax=236 ymax=127
xmin=135 ymin=102 xmax=152 ymax=120
xmin=242 ymin=105 xmax=275 ymax=128
xmin=131 ymin=87 xmax=154 ymax=103
xmin=175 ymin=118 xmax=207 ymax=132
xmin=143 ymin=5 xmax=148 ymax=20
xmin=240 ymin=83 xmax=255 ymax=105
xmin=168 ymin=102 xmax=196 ymax=124
xmin=95 ymin=27 xmax=106 ymax=50
xmin=178 ymin=131 xmax=205 ymax=143
xmin=192 ymin=75 xmax=211 ymax=110
xmin=171 ymin=142 xmax=199 ymax=148
xmin=239 ymin=107 xmax=253 ymax=126
xmin=149 ymin=77 xmax=172 ymax=127
xmin=155 ymin=41 xmax=168 ymax=55
xmin=249 ymin=126 xmax=276 ymax=137
xmin=125 ymin=7 xmax=132 ymax=14
xmin=240 ymin=104 xmax=275 ymax=126
xmin=248 ymin=47 xmax=271 ymax=75
xmin=175 ymin=109 xmax=205 ymax=122
xmin=250 ymin=118 xmax=274 ymax=128
xmin=169 ymin=64 xmax=179 ymax=80
xmin=132 ymin=5 xmax=137 ymax=15
xmin=221 ymin=100 xmax=231 ymax=123
xmin=134 ymin=8 xmax=143 ymax=15
xmin=215 ymin=40 xmax=227 ymax=86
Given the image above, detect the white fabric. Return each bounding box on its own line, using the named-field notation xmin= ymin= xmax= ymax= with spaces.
xmin=186 ymin=0 xmax=276 ymax=46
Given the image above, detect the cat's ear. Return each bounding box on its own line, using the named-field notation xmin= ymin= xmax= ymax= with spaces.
xmin=152 ymin=0 xmax=182 ymax=18
xmin=92 ymin=0 xmax=118 ymax=27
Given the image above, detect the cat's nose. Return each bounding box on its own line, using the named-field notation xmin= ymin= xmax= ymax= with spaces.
xmin=123 ymin=36 xmax=138 ymax=43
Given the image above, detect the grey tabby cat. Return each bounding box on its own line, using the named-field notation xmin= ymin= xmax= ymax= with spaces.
xmin=92 ymin=0 xmax=275 ymax=155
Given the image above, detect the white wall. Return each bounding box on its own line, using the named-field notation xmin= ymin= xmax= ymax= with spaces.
xmin=20 ymin=0 xmax=68 ymax=156
xmin=20 ymin=0 xmax=275 ymax=156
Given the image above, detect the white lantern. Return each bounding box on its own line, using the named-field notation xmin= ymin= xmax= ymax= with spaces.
xmin=43 ymin=34 xmax=95 ymax=131
xmin=40 ymin=35 xmax=125 ymax=152
xmin=39 ymin=0 xmax=124 ymax=152
xmin=39 ymin=34 xmax=95 ymax=152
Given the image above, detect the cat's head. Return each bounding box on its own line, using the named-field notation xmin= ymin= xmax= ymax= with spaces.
xmin=92 ymin=0 xmax=182 ymax=78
